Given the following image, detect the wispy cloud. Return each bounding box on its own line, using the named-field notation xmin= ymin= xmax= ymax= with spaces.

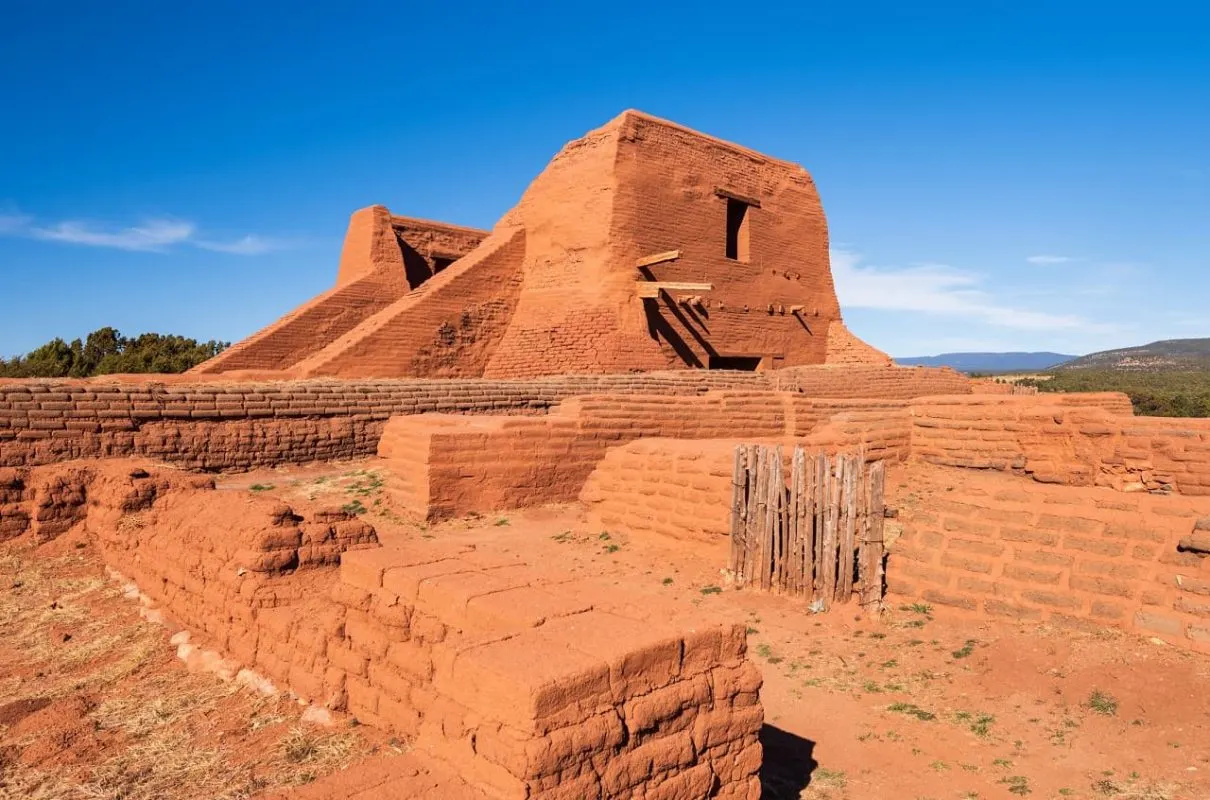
xmin=831 ymin=248 xmax=1116 ymax=333
xmin=1 ymin=211 xmax=292 ymax=256
xmin=1026 ymin=254 xmax=1077 ymax=265
xmin=0 ymin=213 xmax=32 ymax=233
xmin=30 ymin=219 xmax=195 ymax=252
xmin=194 ymin=234 xmax=282 ymax=256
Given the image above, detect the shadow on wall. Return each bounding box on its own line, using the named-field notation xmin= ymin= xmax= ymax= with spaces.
xmin=760 ymin=724 xmax=819 ymax=799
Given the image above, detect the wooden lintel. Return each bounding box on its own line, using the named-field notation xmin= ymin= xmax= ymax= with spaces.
xmin=635 ymin=249 xmax=682 ymax=269
xmin=713 ymin=187 xmax=762 ymax=208
xmin=636 ymin=281 xmax=714 ymax=299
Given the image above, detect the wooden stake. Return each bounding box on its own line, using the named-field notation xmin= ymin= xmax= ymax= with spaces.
xmin=730 ymin=445 xmax=746 ymax=579
xmin=745 ymin=444 xmax=758 ymax=586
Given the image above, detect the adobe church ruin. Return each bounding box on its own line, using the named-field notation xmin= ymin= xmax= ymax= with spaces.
xmin=194 ymin=110 xmax=889 ymax=379
xmin=7 ymin=110 xmax=1210 ymax=799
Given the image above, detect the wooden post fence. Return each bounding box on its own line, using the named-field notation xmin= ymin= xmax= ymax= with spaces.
xmin=730 ymin=446 xmax=886 ymax=611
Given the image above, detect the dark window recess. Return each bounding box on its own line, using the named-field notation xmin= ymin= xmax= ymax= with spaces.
xmin=710 ymin=355 xmax=762 ymax=371
xmin=725 ymin=198 xmax=751 ymax=262
xmin=432 ymin=256 xmax=456 ymax=273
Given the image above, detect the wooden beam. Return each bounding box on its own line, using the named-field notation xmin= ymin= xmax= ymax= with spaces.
xmin=636 ymin=281 xmax=714 ymax=299
xmin=635 ymin=249 xmax=681 ymax=269
xmin=714 ymin=187 xmax=762 ymax=208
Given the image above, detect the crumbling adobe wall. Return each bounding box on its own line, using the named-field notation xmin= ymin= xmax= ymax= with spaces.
xmin=0 ymin=371 xmax=769 ymax=469
xmin=214 ymin=110 xmax=886 ymax=379
xmin=389 ymin=214 xmax=489 ymax=290
xmin=773 ymin=364 xmax=972 ymax=398
xmin=292 ymin=228 xmax=528 ymax=379
xmin=14 ymin=461 xmax=764 ymax=799
xmin=822 ymin=321 xmax=894 ymax=367
xmin=601 ymin=112 xmax=842 ymax=372
xmin=195 ymin=208 xmax=491 ymax=376
xmin=910 ymin=394 xmax=1210 ymax=494
xmin=887 ymin=465 xmax=1210 ymax=654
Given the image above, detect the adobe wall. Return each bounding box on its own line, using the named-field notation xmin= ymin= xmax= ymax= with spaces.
xmin=603 ymin=112 xmax=841 ymax=371
xmin=910 ymin=394 xmax=1210 ymax=494
xmin=772 ymin=364 xmax=972 ymax=398
xmin=389 ymin=214 xmax=489 ymax=289
xmin=292 ymin=228 xmax=528 ymax=379
xmin=887 ymin=465 xmax=1210 ymax=654
xmin=196 ymin=207 xmax=413 ymax=375
xmin=0 ymin=366 xmax=969 ymax=471
xmin=7 ymin=461 xmax=764 ymax=799
xmin=207 ymin=110 xmax=891 ymax=379
xmin=378 ymin=392 xmax=797 ymax=521
xmin=0 ymin=372 xmax=768 ymax=469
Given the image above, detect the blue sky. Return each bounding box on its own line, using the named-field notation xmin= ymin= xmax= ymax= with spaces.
xmin=1 ymin=1 xmax=1206 ymax=358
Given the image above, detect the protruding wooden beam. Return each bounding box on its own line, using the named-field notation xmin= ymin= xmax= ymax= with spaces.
xmin=635 ymin=249 xmax=682 ymax=269
xmin=713 ymin=188 xmax=762 ymax=208
xmin=637 ymin=281 xmax=714 ymax=299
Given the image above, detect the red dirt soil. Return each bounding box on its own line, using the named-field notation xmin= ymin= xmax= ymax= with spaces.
xmin=4 ymin=458 xmax=1208 ymax=799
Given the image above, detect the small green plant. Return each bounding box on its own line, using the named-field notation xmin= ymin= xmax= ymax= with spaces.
xmin=249 ymin=483 xmax=274 ymax=492
xmin=662 ymin=577 xmax=674 ymax=585
xmin=494 ymin=517 xmax=510 ymax=526
xmin=341 ymin=500 xmax=366 ymax=515
xmin=1087 ymin=690 xmax=1118 ymax=716
xmin=863 ymin=680 xmax=883 ymax=693
xmin=952 ymin=639 xmax=978 ymax=659
xmin=700 ymin=585 xmax=722 ymax=595
xmin=881 ymin=659 xmax=898 ymax=668
xmin=998 ymin=775 xmax=1031 ymax=795
xmin=904 ymin=603 xmax=933 ymax=615
xmin=929 ymin=760 xmax=949 ymax=772
xmin=745 ymin=625 xmax=758 ymax=634
xmin=869 ymin=632 xmax=887 ymax=639
xmin=993 ymin=758 xmax=1013 ymax=769
xmin=598 ymin=531 xmax=611 ymax=540
xmin=970 ymin=714 xmax=995 ymax=737
xmin=551 ymin=531 xmax=572 ymax=542
xmin=605 ymin=544 xmax=620 ymax=554
xmin=888 ymin=702 xmax=936 ymax=721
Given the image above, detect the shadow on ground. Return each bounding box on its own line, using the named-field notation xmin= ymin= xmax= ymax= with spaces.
xmin=759 ymin=724 xmax=818 ymax=798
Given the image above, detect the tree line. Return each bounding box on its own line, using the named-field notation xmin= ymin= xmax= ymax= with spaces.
xmin=1016 ymin=370 xmax=1210 ymax=418
xmin=0 ymin=327 xmax=228 ymax=378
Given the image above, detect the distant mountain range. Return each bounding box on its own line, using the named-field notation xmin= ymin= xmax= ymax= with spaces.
xmin=896 ymin=338 xmax=1210 ymax=374
xmin=895 ymin=352 xmax=1078 ymax=373
xmin=1057 ymin=338 xmax=1210 ymax=371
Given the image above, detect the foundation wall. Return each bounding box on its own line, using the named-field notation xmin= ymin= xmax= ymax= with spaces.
xmin=379 ymin=392 xmax=799 ymax=520
xmin=12 ymin=461 xmax=763 ymax=800
xmin=888 ymin=466 xmax=1210 ymax=654
xmin=0 ymin=372 xmax=768 ymax=470
xmin=910 ymin=395 xmax=1210 ymax=494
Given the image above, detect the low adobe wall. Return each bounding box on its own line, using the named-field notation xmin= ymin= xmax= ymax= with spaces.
xmin=887 ymin=466 xmax=1210 ymax=653
xmin=911 ymin=394 xmax=1210 ymax=494
xmin=0 ymin=365 xmax=973 ymax=471
xmin=773 ymin=364 xmax=971 ymax=398
xmin=9 ymin=461 xmax=764 ymax=799
xmin=0 ymin=372 xmax=765 ymax=470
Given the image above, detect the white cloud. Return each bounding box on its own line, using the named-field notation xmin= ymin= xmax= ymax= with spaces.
xmin=0 ymin=213 xmax=32 ymax=233
xmin=831 ymin=248 xmax=1113 ymax=332
xmin=1026 ymin=254 xmax=1076 ymax=265
xmin=1 ymin=210 xmax=288 ymax=256
xmin=30 ymin=219 xmax=195 ymax=252
xmin=194 ymin=234 xmax=283 ymax=256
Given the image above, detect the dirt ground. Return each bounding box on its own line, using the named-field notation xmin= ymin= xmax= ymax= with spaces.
xmin=4 ymin=459 xmax=1209 ymax=799
xmin=0 ymin=528 xmax=397 ymax=800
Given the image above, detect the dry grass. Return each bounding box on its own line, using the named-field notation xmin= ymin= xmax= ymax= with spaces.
xmin=0 ymin=543 xmax=373 ymax=800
